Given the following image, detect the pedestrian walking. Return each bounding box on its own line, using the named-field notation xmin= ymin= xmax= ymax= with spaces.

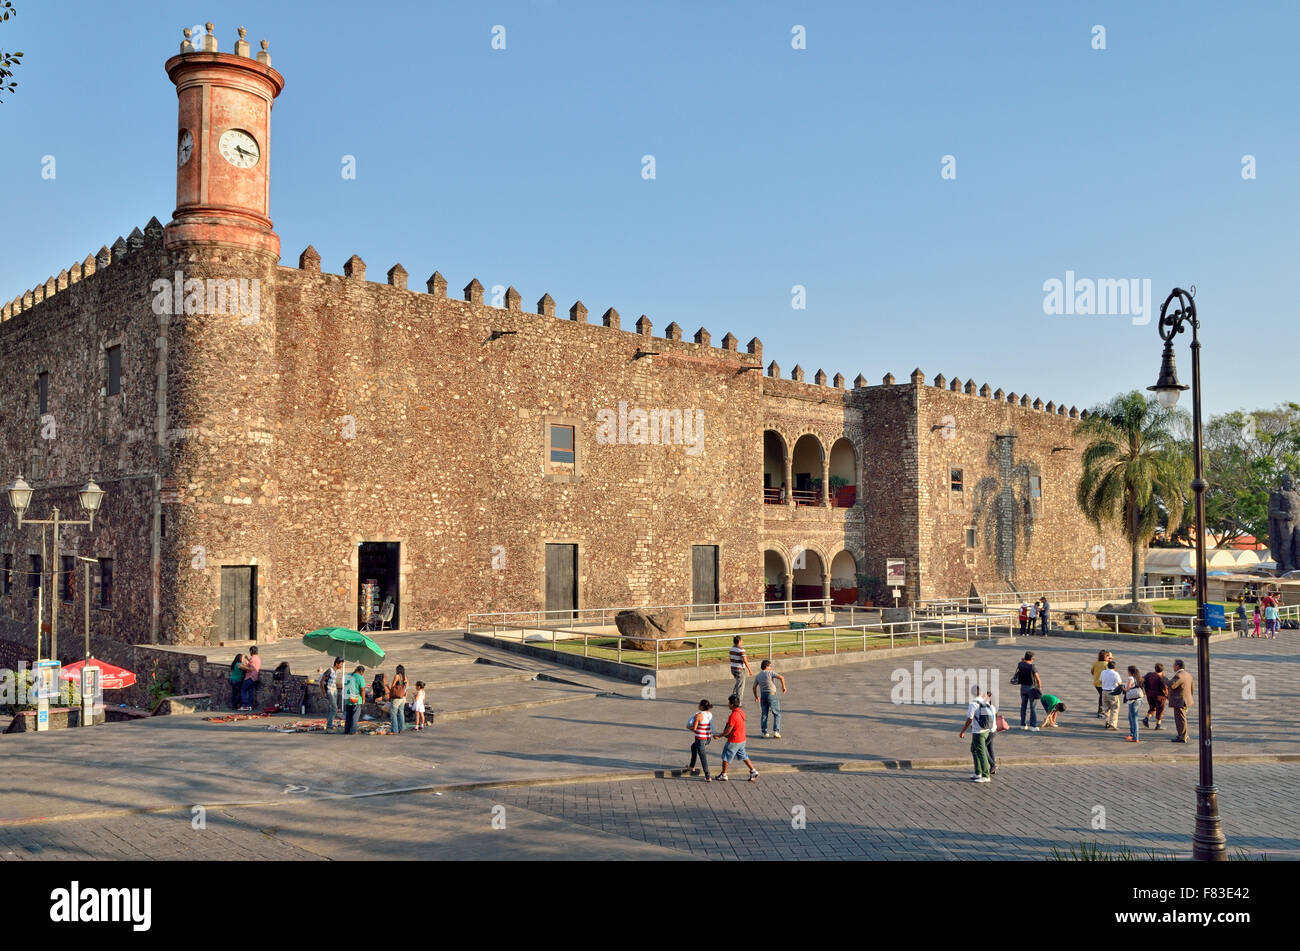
xmin=1027 ymin=600 xmax=1039 ymax=634
xmin=1236 ymin=597 xmax=1248 ymax=636
xmin=1040 ymin=597 xmax=1051 ymax=634
xmin=1264 ymin=599 xmax=1280 ymax=638
xmin=715 ymin=695 xmax=758 ymax=782
xmin=1167 ymin=659 xmax=1194 ymax=744
xmin=321 ymin=656 xmax=344 ymax=732
xmin=752 ymin=659 xmax=787 ymax=738
xmin=685 ymin=699 xmax=713 ymax=781
xmin=1019 ymin=601 xmax=1030 ymax=637
xmin=1039 ymin=693 xmax=1066 ymax=728
xmin=388 ymin=664 xmax=408 ymax=734
xmin=228 ymin=653 xmax=245 ymax=710
xmin=1014 ymin=650 xmax=1042 ymax=731
xmin=1090 ymin=650 xmax=1112 ymax=718
xmin=1123 ymin=665 xmax=1143 ymax=743
xmin=1252 ymin=605 xmax=1262 ymax=637
xmin=411 ymin=681 xmax=427 ymax=730
xmin=240 ymin=645 xmax=261 ymax=710
xmin=1099 ymin=660 xmax=1123 ymax=730
xmin=343 ymin=665 xmax=366 ymax=734
xmin=1142 ymin=663 xmax=1168 ymax=731
xmin=959 ymin=686 xmax=995 ymax=782
xmin=982 ymin=690 xmax=1004 ymax=770
xmin=728 ymin=636 xmax=753 ymax=704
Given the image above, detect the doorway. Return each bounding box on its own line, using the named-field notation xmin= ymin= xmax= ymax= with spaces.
xmin=358 ymin=542 xmax=400 ymax=631
xmin=692 ymin=545 xmax=719 ymax=609
xmin=217 ymin=566 xmax=257 ymax=642
xmin=544 ymin=544 xmax=578 ymax=622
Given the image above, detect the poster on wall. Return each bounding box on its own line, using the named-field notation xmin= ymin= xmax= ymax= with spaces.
xmin=886 ymin=559 xmax=906 ymax=588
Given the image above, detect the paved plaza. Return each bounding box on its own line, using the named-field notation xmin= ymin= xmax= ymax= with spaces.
xmin=2 ymin=631 xmax=1297 ymax=860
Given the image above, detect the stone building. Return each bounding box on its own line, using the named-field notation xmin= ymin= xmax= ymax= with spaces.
xmin=0 ymin=24 xmax=1128 ymax=664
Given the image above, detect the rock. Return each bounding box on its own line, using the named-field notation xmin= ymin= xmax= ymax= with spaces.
xmin=1094 ymin=602 xmax=1165 ymax=635
xmin=881 ymin=607 xmax=913 ymax=625
xmin=615 ymin=607 xmax=688 ymax=651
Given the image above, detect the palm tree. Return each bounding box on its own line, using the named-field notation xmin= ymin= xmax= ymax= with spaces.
xmin=1076 ymin=391 xmax=1191 ymax=605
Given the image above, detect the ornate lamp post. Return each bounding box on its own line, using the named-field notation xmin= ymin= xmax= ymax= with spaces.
xmin=5 ymin=474 xmax=105 ymax=661
xmin=1146 ymin=287 xmax=1227 ymax=861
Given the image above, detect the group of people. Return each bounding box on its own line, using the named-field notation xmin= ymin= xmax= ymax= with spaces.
xmin=1017 ymin=598 xmax=1052 ymax=636
xmin=318 ymin=658 xmax=427 ymax=734
xmin=684 ymin=647 xmax=789 ymax=782
xmin=1090 ymin=650 xmax=1195 ymax=744
xmin=227 ymin=646 xmax=261 ymax=711
xmin=1235 ymin=593 xmax=1283 ymax=638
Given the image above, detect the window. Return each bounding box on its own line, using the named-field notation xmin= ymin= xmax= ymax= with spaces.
xmin=107 ymin=345 xmax=122 ymax=396
xmin=950 ymin=468 xmax=964 ymax=493
xmin=1029 ymin=475 xmax=1042 ymax=500
xmin=28 ymin=555 xmax=42 ymax=594
xmin=161 ymin=512 xmax=166 ymax=538
xmin=98 ymin=558 xmax=113 ymax=608
xmin=549 ymin=424 xmax=575 ymax=464
xmin=2 ymin=554 xmax=11 ymax=596
xmin=965 ymin=527 xmax=977 ymax=549
xmin=61 ymin=555 xmax=75 ymax=603
xmin=37 ymin=372 xmax=49 ymax=416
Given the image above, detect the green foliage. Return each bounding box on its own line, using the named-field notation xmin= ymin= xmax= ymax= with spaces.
xmin=1194 ymin=403 xmax=1300 ymax=547
xmin=0 ymin=1 xmax=22 ymax=103
xmin=829 ymin=475 xmax=850 ymax=490
xmin=147 ymin=657 xmax=174 ymax=706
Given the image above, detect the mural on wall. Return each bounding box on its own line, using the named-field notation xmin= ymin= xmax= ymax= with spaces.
xmin=973 ymin=433 xmax=1040 ymax=582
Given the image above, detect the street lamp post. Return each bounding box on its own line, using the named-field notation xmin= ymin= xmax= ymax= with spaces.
xmin=6 ymin=474 xmax=105 ymax=662
xmin=1147 ymin=286 xmax=1228 ymax=862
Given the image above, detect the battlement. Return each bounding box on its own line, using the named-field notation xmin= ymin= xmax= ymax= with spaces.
xmin=875 ymin=367 xmax=1088 ymax=420
xmin=1 ymin=217 xmax=164 ymax=324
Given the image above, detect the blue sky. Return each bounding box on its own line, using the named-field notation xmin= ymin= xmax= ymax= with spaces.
xmin=2 ymin=0 xmax=1295 ymax=416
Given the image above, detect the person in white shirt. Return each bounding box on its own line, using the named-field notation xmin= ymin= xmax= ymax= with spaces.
xmin=959 ymin=686 xmax=996 ymax=782
xmin=1099 ymin=660 xmax=1123 ymax=730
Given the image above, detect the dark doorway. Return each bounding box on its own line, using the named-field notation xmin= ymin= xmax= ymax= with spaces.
xmin=358 ymin=542 xmax=400 ymax=631
xmin=692 ymin=545 xmax=719 ymax=608
xmin=544 ymin=543 xmax=578 ymax=622
xmin=217 ymin=566 xmax=257 ymax=642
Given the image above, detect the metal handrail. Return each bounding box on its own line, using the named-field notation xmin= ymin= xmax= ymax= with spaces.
xmin=467 ymin=598 xmax=832 ymax=632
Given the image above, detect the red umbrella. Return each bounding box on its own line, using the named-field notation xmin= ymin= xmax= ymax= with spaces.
xmin=59 ymin=660 xmax=137 ymax=690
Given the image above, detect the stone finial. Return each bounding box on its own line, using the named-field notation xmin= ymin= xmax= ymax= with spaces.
xmin=883 ymin=373 xmax=896 ymax=385
xmin=257 ymin=40 xmax=271 ymax=66
xmin=933 ymin=373 xmax=947 ymax=388
xmin=70 ymin=262 xmax=82 ymax=283
xmin=181 ymin=27 xmax=195 ymax=53
xmin=746 ymin=337 xmax=763 ymax=360
xmin=387 ymin=264 xmax=408 ymax=290
xmin=693 ymin=327 xmax=710 ymax=347
xmin=833 ymin=373 xmax=846 ymax=389
xmin=720 ymin=332 xmax=738 ymax=352
xmin=993 ymin=388 xmax=1004 ymax=401
xmin=1080 ymin=409 xmax=1090 ymax=419
xmin=504 ymin=286 xmax=522 ymax=311
xmin=791 ymin=365 xmax=805 ymax=382
xmin=602 ymin=307 xmax=620 ymax=329
xmin=343 ymin=254 xmax=366 ymax=280
xmin=1020 ymin=395 xmax=1031 ymax=407
xmin=21 ymin=290 xmax=32 ymax=309
xmin=298 ymin=246 xmax=321 ymax=271
xmin=56 ymin=269 xmax=68 ymax=291
xmin=767 ymin=361 xmax=781 ymax=378
xmin=979 ymin=383 xmax=992 ymax=398
xmin=854 ymin=373 xmax=868 ymax=389
xmin=1 ymin=302 xmax=8 ymax=320
xmin=235 ymin=27 xmax=250 ymax=58
xmin=1068 ymin=406 xmax=1079 ymax=419
xmin=1032 ymin=398 xmax=1044 ymax=410
xmin=1006 ymin=391 xmax=1017 ymax=404
xmin=464 ymin=279 xmax=484 ymax=304
xmin=143 ymin=216 xmax=164 ymax=243
xmin=814 ymin=369 xmax=828 ymax=386
xmin=33 ymin=283 xmax=44 ymax=303
xmin=636 ymin=314 xmax=652 ymax=335
xmin=664 ymin=322 xmax=682 ymax=341
xmin=203 ymin=22 xmax=218 ymax=52
xmin=427 ymin=272 xmax=447 ymax=297
xmin=127 ymin=227 xmax=145 ymax=250
xmin=95 ymin=245 xmax=110 ymax=267
xmin=109 ymin=236 xmax=127 ymax=263
xmin=910 ymin=368 xmax=925 ymax=385
xmin=1045 ymin=401 xmax=1056 ymax=414
xmin=1058 ymin=404 xmax=1068 ymax=416
xmin=568 ymin=300 xmax=587 ymax=322
xmin=964 ymin=380 xmax=977 ymax=395
xmin=83 ymin=253 xmax=98 ymax=276
xmin=949 ymin=378 xmax=961 ymax=392
xmin=538 ymin=294 xmax=556 ymax=317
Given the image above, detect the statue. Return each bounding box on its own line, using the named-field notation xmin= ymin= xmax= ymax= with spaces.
xmin=1268 ymin=474 xmax=1300 ymax=572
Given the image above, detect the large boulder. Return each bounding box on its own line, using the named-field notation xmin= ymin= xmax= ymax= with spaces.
xmin=1095 ymin=602 xmax=1165 ymax=635
xmin=615 ymin=608 xmax=688 ymax=651
xmin=881 ymin=607 xmax=913 ymax=625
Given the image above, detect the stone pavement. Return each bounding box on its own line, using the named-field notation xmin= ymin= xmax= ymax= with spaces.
xmin=0 ymin=631 xmax=1295 ymax=859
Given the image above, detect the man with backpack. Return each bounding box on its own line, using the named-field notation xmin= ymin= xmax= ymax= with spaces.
xmin=959 ymin=685 xmax=996 ymax=782
xmin=320 ymin=657 xmax=344 ymax=732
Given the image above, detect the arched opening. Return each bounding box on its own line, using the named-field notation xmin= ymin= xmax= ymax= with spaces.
xmin=791 ymin=547 xmax=825 ymax=602
xmin=763 ymin=430 xmax=787 ymax=504
xmin=830 ymin=550 xmax=858 ymax=605
xmin=829 ymin=438 xmax=857 ymax=507
xmin=791 ymin=434 xmax=825 ymax=506
xmin=763 ymin=550 xmax=787 ymax=603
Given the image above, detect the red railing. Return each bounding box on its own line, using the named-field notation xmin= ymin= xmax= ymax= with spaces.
xmin=792 ymin=489 xmax=822 ymax=506
xmin=763 ymin=487 xmax=785 ymax=505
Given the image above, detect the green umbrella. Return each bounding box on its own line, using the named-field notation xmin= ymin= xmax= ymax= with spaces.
xmin=302 ymin=627 xmax=386 ymax=667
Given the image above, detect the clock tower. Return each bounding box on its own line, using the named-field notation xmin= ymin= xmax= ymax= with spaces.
xmin=164 ymin=23 xmax=285 ymax=257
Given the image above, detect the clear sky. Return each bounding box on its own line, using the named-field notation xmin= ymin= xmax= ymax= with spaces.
xmin=2 ymin=0 xmax=1295 ymax=416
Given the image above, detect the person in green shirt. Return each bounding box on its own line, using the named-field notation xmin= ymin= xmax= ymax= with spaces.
xmin=1040 ymin=693 xmax=1066 ymax=728
xmin=343 ymin=665 xmax=367 ymax=734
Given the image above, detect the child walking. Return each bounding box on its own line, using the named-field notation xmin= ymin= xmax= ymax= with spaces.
xmin=685 ymin=699 xmax=713 ymax=781
xmin=411 ymin=681 xmax=427 ymax=730
xmin=1253 ymin=605 xmax=1262 ymax=637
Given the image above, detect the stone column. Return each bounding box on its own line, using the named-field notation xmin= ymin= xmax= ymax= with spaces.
xmin=821 ymin=449 xmax=831 ymax=508
xmin=822 ymin=571 xmax=832 ymax=603
xmin=784 ymin=447 xmax=794 ymax=508
xmin=784 ymin=572 xmax=794 ymax=613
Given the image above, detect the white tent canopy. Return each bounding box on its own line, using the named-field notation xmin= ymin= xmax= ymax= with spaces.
xmin=1143 ymin=548 xmax=1261 ymax=576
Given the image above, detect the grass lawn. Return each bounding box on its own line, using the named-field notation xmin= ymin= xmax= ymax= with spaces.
xmin=546 ymin=628 xmax=961 ymax=668
xmin=1148 ymin=599 xmax=1230 ymax=616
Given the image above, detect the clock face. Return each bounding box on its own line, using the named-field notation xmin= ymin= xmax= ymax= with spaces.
xmin=178 ymin=130 xmax=194 ymax=168
xmin=218 ymin=129 xmax=260 ymax=169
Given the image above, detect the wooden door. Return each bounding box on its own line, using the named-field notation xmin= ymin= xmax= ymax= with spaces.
xmin=218 ymin=566 xmax=256 ymax=642
xmin=544 ymin=544 xmax=577 ymax=622
xmin=692 ymin=545 xmax=719 ymax=611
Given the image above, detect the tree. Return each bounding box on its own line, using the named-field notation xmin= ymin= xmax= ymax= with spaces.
xmin=1197 ymin=404 xmax=1300 ymax=547
xmin=0 ymin=1 xmax=22 ymax=103
xmin=1076 ymin=391 xmax=1191 ymax=604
